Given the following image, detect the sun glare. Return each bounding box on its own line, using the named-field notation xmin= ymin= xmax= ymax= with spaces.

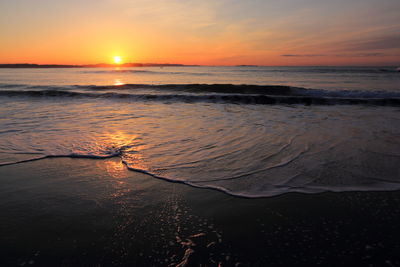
xmin=113 ymin=56 xmax=122 ymax=64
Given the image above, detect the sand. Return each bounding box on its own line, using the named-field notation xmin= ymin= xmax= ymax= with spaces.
xmin=0 ymin=157 xmax=399 ymax=266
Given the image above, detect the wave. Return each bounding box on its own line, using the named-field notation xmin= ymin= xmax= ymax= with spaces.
xmin=3 ymin=82 xmax=400 ymax=98
xmin=78 ymin=83 xmax=400 ymax=98
xmin=1 ymin=88 xmax=399 ymax=106
xmin=292 ymin=87 xmax=400 ymax=98
xmin=1 ymin=151 xmax=400 ymax=199
xmin=78 ymin=83 xmax=296 ymax=94
xmin=1 ymin=83 xmax=298 ymax=95
xmin=0 ymin=151 xmax=299 ymax=199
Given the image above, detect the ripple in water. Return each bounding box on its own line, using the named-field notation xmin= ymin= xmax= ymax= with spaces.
xmin=0 ymin=97 xmax=399 ymax=197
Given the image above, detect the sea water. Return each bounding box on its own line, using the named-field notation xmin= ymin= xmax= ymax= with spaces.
xmin=0 ymin=66 xmax=399 ymax=197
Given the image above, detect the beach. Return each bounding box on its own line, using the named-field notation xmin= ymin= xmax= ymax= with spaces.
xmin=1 ymin=157 xmax=399 ymax=266
xmin=0 ymin=66 xmax=399 ymax=266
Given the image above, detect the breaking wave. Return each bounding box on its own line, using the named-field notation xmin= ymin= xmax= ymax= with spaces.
xmin=0 ymin=86 xmax=399 ymax=106
xmin=0 ymin=90 xmax=400 ymax=106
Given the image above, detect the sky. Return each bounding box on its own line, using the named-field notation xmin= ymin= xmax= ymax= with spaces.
xmin=0 ymin=0 xmax=399 ymax=65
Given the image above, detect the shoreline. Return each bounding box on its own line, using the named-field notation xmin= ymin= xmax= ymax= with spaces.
xmin=3 ymin=155 xmax=400 ymax=199
xmin=1 ymin=157 xmax=400 ymax=266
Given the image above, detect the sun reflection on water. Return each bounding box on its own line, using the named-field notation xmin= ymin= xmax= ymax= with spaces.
xmin=102 ymin=131 xmax=135 ymax=148
xmin=97 ymin=131 xmax=150 ymax=176
xmin=114 ymin=79 xmax=124 ymax=86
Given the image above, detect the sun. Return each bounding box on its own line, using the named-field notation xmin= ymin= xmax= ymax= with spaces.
xmin=113 ymin=56 xmax=122 ymax=64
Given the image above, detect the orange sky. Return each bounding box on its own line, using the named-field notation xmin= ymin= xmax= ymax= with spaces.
xmin=0 ymin=0 xmax=399 ymax=66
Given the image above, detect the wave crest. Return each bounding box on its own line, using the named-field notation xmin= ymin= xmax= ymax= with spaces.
xmin=1 ymin=89 xmax=399 ymax=106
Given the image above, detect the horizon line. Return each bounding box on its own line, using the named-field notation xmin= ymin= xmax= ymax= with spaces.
xmin=0 ymin=63 xmax=399 ymax=68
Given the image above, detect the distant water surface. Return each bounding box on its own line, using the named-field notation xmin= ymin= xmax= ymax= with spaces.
xmin=0 ymin=66 xmax=399 ymax=92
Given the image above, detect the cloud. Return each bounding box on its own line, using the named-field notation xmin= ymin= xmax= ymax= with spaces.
xmin=281 ymin=54 xmax=326 ymax=57
xmin=338 ymin=34 xmax=400 ymax=51
xmin=281 ymin=52 xmax=399 ymax=58
xmin=334 ymin=53 xmax=387 ymax=57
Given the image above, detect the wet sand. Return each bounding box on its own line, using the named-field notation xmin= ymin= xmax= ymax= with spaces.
xmin=0 ymin=157 xmax=399 ymax=266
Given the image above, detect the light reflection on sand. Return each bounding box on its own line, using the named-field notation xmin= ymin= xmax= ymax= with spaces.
xmin=99 ymin=160 xmax=126 ymax=179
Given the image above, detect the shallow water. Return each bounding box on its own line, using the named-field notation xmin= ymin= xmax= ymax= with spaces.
xmin=0 ymin=66 xmax=399 ymax=197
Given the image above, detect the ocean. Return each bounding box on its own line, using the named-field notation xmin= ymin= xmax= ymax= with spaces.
xmin=0 ymin=66 xmax=399 ymax=198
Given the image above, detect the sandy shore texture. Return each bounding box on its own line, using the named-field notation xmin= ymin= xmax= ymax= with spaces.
xmin=1 ymin=157 xmax=400 ymax=266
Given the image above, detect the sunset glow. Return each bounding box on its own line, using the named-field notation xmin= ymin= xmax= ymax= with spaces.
xmin=1 ymin=0 xmax=399 ymax=65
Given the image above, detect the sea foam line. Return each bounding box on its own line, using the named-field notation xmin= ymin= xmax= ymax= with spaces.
xmin=1 ymin=152 xmax=400 ymax=199
xmin=0 ymin=152 xmax=121 ymax=167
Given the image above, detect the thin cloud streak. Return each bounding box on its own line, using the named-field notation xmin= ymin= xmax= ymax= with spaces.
xmin=281 ymin=53 xmax=398 ymax=58
xmin=281 ymin=54 xmax=327 ymax=57
xmin=338 ymin=35 xmax=400 ymax=51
